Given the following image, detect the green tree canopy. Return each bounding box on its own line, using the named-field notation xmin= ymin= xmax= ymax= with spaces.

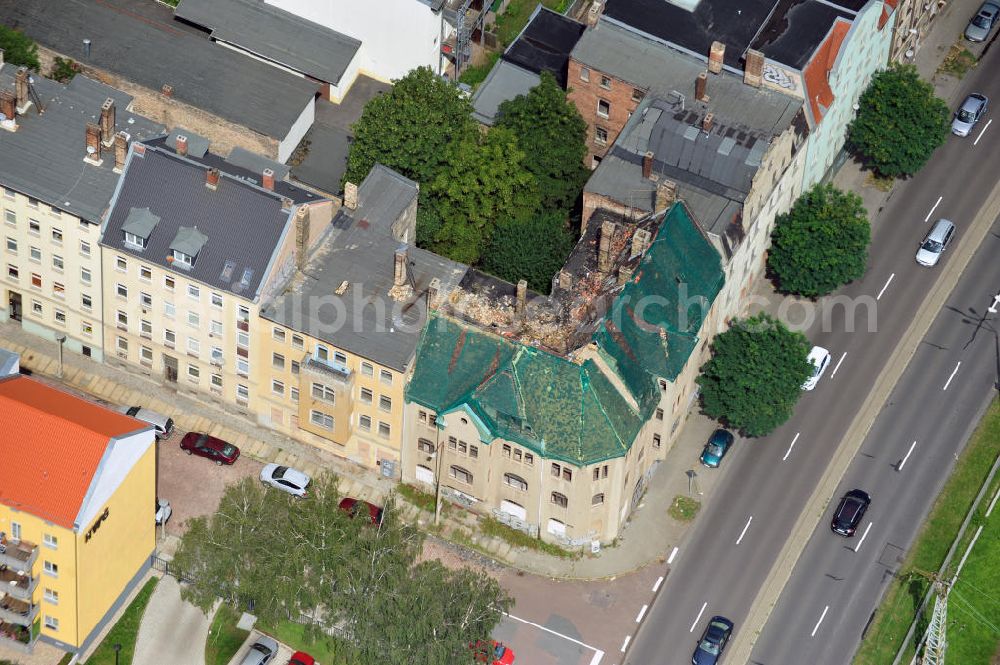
xmin=481 ymin=211 xmax=575 ymax=293
xmin=344 ymin=67 xmax=477 ymax=186
xmin=0 ymin=26 xmax=40 ymax=71
xmin=697 ymin=314 xmax=812 ymax=437
xmin=496 ymin=72 xmax=590 ymax=212
xmin=767 ymin=183 xmax=871 ymax=298
xmin=846 ymin=63 xmax=950 ymax=178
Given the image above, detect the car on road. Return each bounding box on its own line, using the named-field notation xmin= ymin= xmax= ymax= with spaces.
xmin=287 ymin=652 xmax=315 ymax=665
xmin=180 ymin=432 xmax=240 ymax=465
xmin=916 ymin=219 xmax=956 ymax=267
xmin=802 ymin=346 xmax=831 ymax=391
xmin=260 ymin=464 xmax=311 ymax=497
xmin=239 ymin=636 xmax=279 ymax=665
xmin=155 ymin=498 xmax=171 ymax=526
xmin=831 ymin=489 xmax=871 ymax=536
xmin=965 ymin=1 xmax=1000 ymax=41
xmin=692 ymin=616 xmax=734 ymax=665
xmin=339 ymin=497 xmax=384 ymax=525
xmin=951 ymin=93 xmax=988 ymax=136
xmin=116 ymin=405 xmax=174 ymax=439
xmin=699 ymin=429 xmax=735 ymax=468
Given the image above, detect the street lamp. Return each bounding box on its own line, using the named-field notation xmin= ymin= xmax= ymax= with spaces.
xmin=56 ymin=335 xmax=66 ymax=378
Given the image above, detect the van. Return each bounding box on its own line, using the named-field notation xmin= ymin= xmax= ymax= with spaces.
xmin=915 ymin=219 xmax=955 ymax=267
xmin=117 ymin=405 xmax=174 ymax=439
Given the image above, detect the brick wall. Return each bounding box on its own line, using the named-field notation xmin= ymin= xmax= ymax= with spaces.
xmin=566 ymin=57 xmax=647 ymax=167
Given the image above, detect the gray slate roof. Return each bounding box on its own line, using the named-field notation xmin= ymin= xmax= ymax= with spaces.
xmin=471 ymin=60 xmax=540 ymax=126
xmin=102 ymin=145 xmax=297 ymax=300
xmin=0 ymin=65 xmax=164 ymax=223
xmin=262 ymin=166 xmax=468 ymax=371
xmin=0 ymin=0 xmax=319 ymax=141
xmin=175 ymin=0 xmax=361 ymax=85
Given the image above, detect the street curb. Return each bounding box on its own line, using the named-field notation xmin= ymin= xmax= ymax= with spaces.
xmin=727 ymin=174 xmax=1000 ymax=663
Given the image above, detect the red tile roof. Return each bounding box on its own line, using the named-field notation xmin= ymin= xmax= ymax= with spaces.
xmin=0 ymin=376 xmax=147 ymax=529
xmin=803 ymin=20 xmax=852 ymax=125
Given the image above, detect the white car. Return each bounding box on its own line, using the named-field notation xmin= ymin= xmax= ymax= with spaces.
xmin=260 ymin=464 xmax=311 ymax=498
xmin=116 ymin=405 xmax=174 ymax=439
xmin=802 ymin=346 xmax=831 ymax=391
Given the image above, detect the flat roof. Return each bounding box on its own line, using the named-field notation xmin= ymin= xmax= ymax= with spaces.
xmin=471 ymin=60 xmax=540 ymax=125
xmin=503 ymin=6 xmax=586 ymax=87
xmin=751 ymin=0 xmax=854 ymax=69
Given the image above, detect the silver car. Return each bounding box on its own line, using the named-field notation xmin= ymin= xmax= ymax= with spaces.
xmin=916 ymin=219 xmax=956 ymax=267
xmin=952 ymin=93 xmax=988 ymax=136
xmin=116 ymin=405 xmax=174 ymax=439
xmin=966 ymin=1 xmax=1000 ymax=41
xmin=238 ymin=636 xmax=279 ymax=665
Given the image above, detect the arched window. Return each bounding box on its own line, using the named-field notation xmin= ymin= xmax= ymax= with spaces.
xmin=417 ymin=438 xmax=435 ymax=454
xmin=504 ymin=473 xmax=528 ymax=491
xmin=449 ymin=465 xmax=473 ymax=484
xmin=551 ymin=492 xmax=568 ymax=508
xmin=591 ymin=493 xmax=605 ymax=506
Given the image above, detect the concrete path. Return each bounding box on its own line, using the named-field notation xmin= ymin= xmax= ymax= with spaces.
xmin=132 ymin=575 xmax=213 ymax=665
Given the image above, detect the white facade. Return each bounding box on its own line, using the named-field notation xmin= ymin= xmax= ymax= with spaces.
xmin=279 ymin=97 xmax=316 ymax=163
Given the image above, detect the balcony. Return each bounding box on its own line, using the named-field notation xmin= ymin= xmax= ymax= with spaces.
xmin=0 ymin=538 xmax=37 ymax=573
xmin=0 ymin=567 xmax=38 ymax=602
xmin=0 ymin=619 xmax=37 ymax=654
xmin=303 ymin=352 xmax=352 ymax=384
xmin=0 ymin=596 xmax=38 ymax=627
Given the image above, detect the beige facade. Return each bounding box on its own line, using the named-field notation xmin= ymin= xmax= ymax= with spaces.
xmin=888 ymin=0 xmax=943 ymax=62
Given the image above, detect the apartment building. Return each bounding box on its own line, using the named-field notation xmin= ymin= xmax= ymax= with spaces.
xmin=0 ymin=375 xmax=156 ymax=655
xmin=99 ymin=138 xmax=332 ymax=411
xmin=0 ymin=64 xmax=162 ymax=361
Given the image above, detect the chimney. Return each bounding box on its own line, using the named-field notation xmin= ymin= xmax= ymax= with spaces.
xmin=295 ymin=205 xmax=309 ymax=269
xmin=656 ymin=179 xmax=677 ymax=211
xmin=114 ymin=131 xmax=129 ymax=172
xmin=695 ymin=72 xmax=708 ymax=102
xmin=516 ymin=279 xmax=527 ymax=317
xmin=100 ymin=98 xmax=115 ymax=147
xmin=702 ymin=112 xmax=714 ymax=133
xmin=427 ymin=277 xmax=441 ymax=309
xmin=708 ymin=41 xmax=725 ymax=74
xmin=282 ymin=197 xmax=293 ymax=210
xmin=744 ymin=49 xmax=764 ymax=88
xmin=205 ymin=167 xmax=220 ymax=190
xmin=15 ymin=67 xmax=29 ymax=113
xmin=598 ymin=220 xmax=616 ymax=273
xmin=85 ymin=122 xmax=101 ymax=162
xmin=262 ymin=168 xmax=275 ymax=191
xmin=618 ymin=264 xmax=634 ymax=286
xmin=344 ymin=181 xmax=358 ymax=210
xmin=394 ymin=247 xmax=408 ymax=287
xmin=175 ymin=134 xmax=188 ymax=156
xmin=161 ymin=84 xmax=173 ymax=98
xmin=631 ymin=228 xmax=652 ymax=258
xmin=642 ymin=151 xmax=654 ymax=180
xmin=0 ymin=90 xmax=16 ymax=129
xmin=586 ymin=1 xmax=603 ymax=28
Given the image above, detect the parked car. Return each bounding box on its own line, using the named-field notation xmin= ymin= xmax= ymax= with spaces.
xmin=180 ymin=432 xmax=240 ymax=465
xmin=287 ymin=652 xmax=315 ymax=665
xmin=951 ymin=93 xmax=988 ymax=136
xmin=116 ymin=405 xmax=174 ymax=439
xmin=470 ymin=640 xmax=515 ymax=664
xmin=692 ymin=616 xmax=734 ymax=665
xmin=916 ymin=219 xmax=956 ymax=267
xmin=155 ymin=498 xmax=172 ymax=526
xmin=831 ymin=489 xmax=871 ymax=537
xmin=965 ymin=1 xmax=1000 ymax=41
xmin=260 ymin=464 xmax=311 ymax=497
xmin=699 ymin=429 xmax=735 ymax=468
xmin=339 ymin=497 xmax=384 ymax=525
xmin=802 ymin=346 xmax=831 ymax=391
xmin=239 ymin=636 xmax=279 ymax=665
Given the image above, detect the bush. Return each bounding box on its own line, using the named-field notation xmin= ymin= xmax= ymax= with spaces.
xmin=0 ymin=25 xmax=40 ymax=71
xmin=49 ymin=57 xmax=80 ymax=83
xmin=481 ymin=212 xmax=576 ymax=294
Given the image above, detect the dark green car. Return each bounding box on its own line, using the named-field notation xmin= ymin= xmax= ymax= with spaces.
xmin=699 ymin=429 xmax=734 ymax=468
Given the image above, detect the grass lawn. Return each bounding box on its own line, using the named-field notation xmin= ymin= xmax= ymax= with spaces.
xmin=494 ymin=0 xmax=571 ymax=47
xmin=937 ymin=43 xmax=977 ymax=78
xmin=87 ymin=577 xmax=159 ymax=665
xmin=263 ymin=619 xmax=346 ymax=663
xmin=854 ymin=399 xmax=1000 ymax=665
xmin=459 ymin=51 xmax=501 ymax=90
xmin=205 ymin=604 xmax=250 ymax=665
xmin=668 ymin=495 xmax=701 ymax=522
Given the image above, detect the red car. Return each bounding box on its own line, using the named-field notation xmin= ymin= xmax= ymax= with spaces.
xmin=287 ymin=652 xmax=315 ymax=665
xmin=179 ymin=432 xmax=240 ymax=465
xmin=470 ymin=640 xmax=515 ymax=665
xmin=338 ymin=497 xmax=384 ymax=525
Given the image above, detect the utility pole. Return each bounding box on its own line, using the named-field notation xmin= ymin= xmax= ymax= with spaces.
xmin=921 ymin=581 xmax=949 ymax=665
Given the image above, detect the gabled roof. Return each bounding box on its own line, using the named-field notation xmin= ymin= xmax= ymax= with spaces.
xmin=802 ymin=20 xmax=852 ymax=123
xmin=0 ymin=376 xmax=147 ymax=529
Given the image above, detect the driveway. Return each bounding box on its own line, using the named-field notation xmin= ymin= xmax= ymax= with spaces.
xmin=133 ymin=576 xmax=213 ymax=665
xmin=228 ymin=630 xmax=294 ymax=665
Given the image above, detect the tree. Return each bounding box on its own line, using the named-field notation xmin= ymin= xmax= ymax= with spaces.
xmin=481 ymin=211 xmax=576 ymax=293
xmin=0 ymin=26 xmax=40 ymax=71
xmin=767 ymin=184 xmax=871 ymax=297
xmin=496 ymin=72 xmax=590 ymax=212
xmin=846 ymin=64 xmax=950 ymax=178
xmin=344 ymin=67 xmax=477 ymax=186
xmin=696 ymin=314 xmax=812 ymax=437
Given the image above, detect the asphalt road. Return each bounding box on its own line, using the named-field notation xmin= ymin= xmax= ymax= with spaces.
xmin=623 ymin=38 xmax=1000 ymax=665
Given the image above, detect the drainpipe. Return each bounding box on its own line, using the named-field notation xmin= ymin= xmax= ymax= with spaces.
xmin=434 ymin=416 xmax=444 ymax=526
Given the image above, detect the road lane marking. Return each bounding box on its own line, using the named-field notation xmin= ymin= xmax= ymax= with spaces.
xmin=811 ymin=606 xmax=830 ymax=636
xmin=652 ymin=576 xmax=664 ymax=593
xmin=505 ymin=612 xmax=605 ymax=664
xmin=636 ymin=605 xmax=648 ymax=623
xmin=924 ymin=196 xmax=942 ymax=222
xmin=588 ymin=654 xmax=603 ymax=665
xmin=783 ymin=433 xmax=800 ymax=461
xmin=620 ymin=635 xmax=631 ymax=652
xmin=974 ymin=119 xmax=993 ymax=146
xmin=855 ymin=522 xmax=873 ymax=553
xmin=690 ymin=602 xmax=708 ymax=633
xmin=986 ymin=487 xmax=1000 ymax=518
xmin=876 ymin=273 xmax=895 ymax=300
xmin=943 ymin=361 xmax=961 ymax=390
xmin=898 ymin=440 xmax=917 ymax=471
xmin=831 ymin=352 xmax=847 ymax=378
xmin=736 ymin=516 xmax=754 ymax=545
xmin=667 ymin=547 xmax=679 ymax=565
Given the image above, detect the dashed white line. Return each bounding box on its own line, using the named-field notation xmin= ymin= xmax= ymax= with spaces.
xmin=652 ymin=576 xmax=664 ymax=593
xmin=943 ymin=361 xmax=961 ymax=390
xmin=667 ymin=547 xmax=679 ymax=565
xmin=811 ymin=606 xmax=830 ymax=637
xmin=898 ymin=440 xmax=917 ymax=471
xmin=986 ymin=486 xmax=1000 ymax=518
xmin=636 ymin=605 xmax=648 ymax=623
xmin=974 ymin=118 xmax=993 ymax=146
xmin=876 ymin=273 xmax=895 ymax=300
xmin=736 ymin=516 xmax=754 ymax=545
xmin=831 ymin=352 xmax=847 ymax=378
xmin=620 ymin=635 xmax=631 ymax=652
xmin=924 ymin=196 xmax=942 ymax=222
xmin=855 ymin=522 xmax=873 ymax=553
xmin=783 ymin=433 xmax=800 ymax=461
xmin=690 ymin=602 xmax=708 ymax=633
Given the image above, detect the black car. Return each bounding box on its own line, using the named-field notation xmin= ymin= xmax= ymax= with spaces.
xmin=692 ymin=616 xmax=734 ymax=665
xmin=831 ymin=489 xmax=871 ymax=537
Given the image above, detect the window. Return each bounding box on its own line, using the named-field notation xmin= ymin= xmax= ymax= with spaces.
xmin=141 ymin=319 xmax=152 ymax=337
xmin=211 ymin=292 xmax=223 ymax=308
xmin=655 ymin=408 xmax=664 ymax=421
xmin=580 ymin=66 xmax=590 ymax=82
xmin=237 ymin=305 xmax=250 ymax=322
xmin=50 ymin=227 xmax=62 ymax=244
xmin=44 ymin=588 xmax=59 ymax=604
xmin=10 ymin=523 xmax=20 ymax=540
xmin=140 ymin=265 xmax=152 ymax=281
xmin=525 ymin=453 xmax=534 ymax=465
xmin=272 ymin=379 xmax=284 ymax=396
xmin=80 ymin=239 xmax=91 ymax=256
xmin=52 ymin=282 xmax=64 ymax=298
xmin=551 ymin=463 xmax=561 ymax=477
xmin=81 ymin=267 xmax=92 ymax=284
xmin=44 ymin=615 xmax=59 ymax=631
xmin=312 ymin=382 xmax=335 ymax=403
xmin=502 ymin=444 xmax=512 ymax=458
xmin=291 ymin=360 xmax=300 ymax=375
xmin=116 ymin=283 xmax=128 ymax=299
xmin=504 ymin=473 xmax=528 ymax=491
xmin=211 ymin=347 xmax=222 ymax=364
xmin=418 ymin=438 xmax=435 ymax=454
xmin=449 ymin=465 xmax=473 ymax=484
xmin=43 ymin=533 xmax=58 ymax=549
xmin=378 ymin=421 xmax=391 ymax=438
xmin=632 ymin=87 xmax=645 ymax=103
xmin=658 ymin=378 xmax=667 ymax=391
xmin=49 ymin=308 xmax=64 ymax=324
xmin=185 ymin=284 xmax=199 ymax=300
xmin=32 ymin=299 xmax=42 ymax=315
xmin=653 ymin=433 xmax=661 ymax=448
xmin=379 ymin=395 xmax=392 ymax=411
xmin=44 ymin=561 xmax=58 ymax=577
xmin=164 ymin=275 xmax=175 ymax=290
xmin=141 ymin=346 xmax=153 ymax=364
xmin=187 ymin=337 xmax=200 ymax=356
xmin=187 ymin=311 xmax=199 ymax=328
xmin=237 ymin=358 xmax=249 ymax=377
xmin=211 ymin=374 xmax=223 ymax=389
xmin=272 ymin=327 xmax=286 ymax=342
xmin=116 ymin=310 xmax=128 ymax=328
xmin=551 ymin=491 xmax=568 ymax=507
xmin=237 ymin=384 xmax=249 ymax=403
xmin=6 ymin=264 xmax=17 ymax=280
xmin=602 ymin=464 xmax=609 ymax=478
xmin=29 ymin=219 xmax=40 ymax=234
xmin=597 ymin=99 xmax=610 ymax=118
xmin=173 ymin=250 xmax=194 ymax=267
xmin=595 ymin=126 xmax=608 ymax=145
xmin=361 ymin=361 xmax=374 ymax=377
xmin=310 ymin=410 xmax=334 ymax=430
xmin=164 ymin=301 xmax=176 ymax=318
xmin=272 ymin=352 xmax=285 ymax=369
xmin=592 ymin=493 xmax=605 ymax=506
xmin=116 ymin=336 xmax=129 ymax=355
xmin=359 ymin=414 xmax=372 ymax=431
xmin=3 ymin=210 xmax=14 ymax=226
xmin=360 ymin=387 xmax=373 ymax=404
xmin=187 ymin=364 xmax=200 ymax=380
xmin=27 ymin=198 xmax=38 ymax=209
xmin=380 ymin=369 xmax=393 ymax=385
xmin=600 ymin=74 xmax=611 ymax=89
xmin=164 ymin=329 xmax=176 ymax=347
xmin=81 ymin=321 xmax=93 ymax=336
xmin=290 ymin=387 xmax=299 ymax=403
xmin=292 ymin=334 xmax=304 ymax=349
xmin=470 ymin=445 xmax=478 ymax=458
xmin=5 ymin=237 xmax=15 ymax=253
xmin=31 ymin=272 xmax=42 ymax=288
xmin=2 ymin=187 xmax=12 ymax=199
xmin=210 ymin=319 xmax=223 ymax=336
xmin=116 ymin=255 xmax=127 ymax=271
xmin=30 ymin=245 xmax=41 ymax=262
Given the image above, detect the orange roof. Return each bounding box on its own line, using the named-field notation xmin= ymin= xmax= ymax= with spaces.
xmin=803 ymin=20 xmax=851 ymax=124
xmin=0 ymin=376 xmax=147 ymax=529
